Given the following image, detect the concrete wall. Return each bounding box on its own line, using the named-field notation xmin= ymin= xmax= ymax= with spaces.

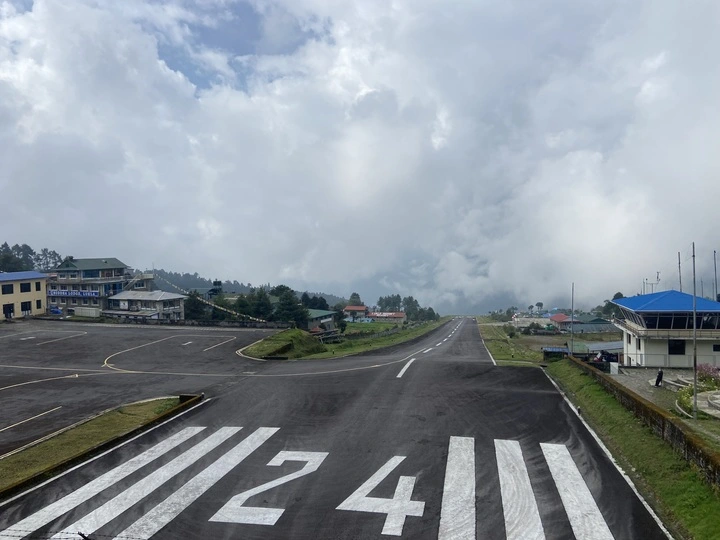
xmin=624 ymin=331 xmax=720 ymax=367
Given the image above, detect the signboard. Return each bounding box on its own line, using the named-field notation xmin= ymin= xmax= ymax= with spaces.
xmin=48 ymin=290 xmax=100 ymax=297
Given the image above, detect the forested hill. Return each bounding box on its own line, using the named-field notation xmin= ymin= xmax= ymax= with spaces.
xmin=152 ymin=269 xmax=346 ymax=306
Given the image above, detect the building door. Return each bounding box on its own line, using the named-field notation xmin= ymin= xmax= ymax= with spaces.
xmin=3 ymin=303 xmax=14 ymax=319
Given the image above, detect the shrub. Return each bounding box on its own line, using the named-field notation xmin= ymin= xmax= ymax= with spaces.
xmin=698 ymin=364 xmax=720 ymax=389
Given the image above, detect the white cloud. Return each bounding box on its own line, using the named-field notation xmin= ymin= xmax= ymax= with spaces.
xmin=2 ymin=0 xmax=720 ymax=314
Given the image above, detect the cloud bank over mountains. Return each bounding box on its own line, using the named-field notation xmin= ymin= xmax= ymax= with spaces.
xmin=2 ymin=0 xmax=719 ymax=313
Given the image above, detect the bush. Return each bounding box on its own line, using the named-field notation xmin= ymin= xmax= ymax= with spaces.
xmin=698 ymin=364 xmax=720 ymax=389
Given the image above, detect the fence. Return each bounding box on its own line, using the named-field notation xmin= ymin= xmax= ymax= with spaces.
xmin=566 ymin=355 xmax=720 ymax=489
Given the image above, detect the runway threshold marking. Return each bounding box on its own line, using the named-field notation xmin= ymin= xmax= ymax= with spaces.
xmin=439 ymin=436 xmax=475 ymax=540
xmin=541 ymin=443 xmax=614 ymax=540
xmin=3 ymin=427 xmax=205 ymax=537
xmin=495 ymin=440 xmax=544 ymax=539
xmin=396 ymin=359 xmax=416 ymax=378
xmin=0 ymin=406 xmax=62 ymax=434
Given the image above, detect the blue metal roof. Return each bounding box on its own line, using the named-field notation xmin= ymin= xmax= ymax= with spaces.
xmin=612 ymin=290 xmax=720 ymax=313
xmin=0 ymin=271 xmax=47 ymax=282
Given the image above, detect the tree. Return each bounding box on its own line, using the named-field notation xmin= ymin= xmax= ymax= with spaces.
xmin=250 ymin=288 xmax=274 ymax=320
xmin=184 ymin=291 xmax=208 ymax=320
xmin=235 ymin=295 xmax=251 ymax=316
xmin=535 ymin=302 xmax=544 ymax=312
xmin=274 ymin=290 xmax=309 ymax=327
xmin=528 ymin=305 xmax=534 ymax=313
xmin=300 ymin=292 xmax=311 ymax=306
xmin=402 ymin=296 xmax=420 ymax=321
xmin=308 ymin=296 xmax=329 ymax=310
xmin=270 ymin=284 xmax=294 ymax=298
xmin=348 ymin=292 xmax=363 ymax=306
xmin=0 ymin=242 xmax=29 ymax=272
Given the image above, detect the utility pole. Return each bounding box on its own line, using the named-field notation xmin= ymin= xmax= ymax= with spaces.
xmin=693 ymin=242 xmax=698 ymax=420
xmin=715 ymin=250 xmax=718 ymax=300
xmin=570 ymin=282 xmax=575 ymax=357
xmin=678 ymin=251 xmax=682 ymax=292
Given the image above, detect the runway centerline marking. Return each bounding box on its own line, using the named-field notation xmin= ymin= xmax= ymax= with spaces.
xmin=19 ymin=337 xmax=36 ymax=341
xmin=396 ymin=358 xmax=416 ymax=378
xmin=423 ymin=348 xmax=433 ymax=354
xmin=0 ymin=406 xmax=62 ymax=434
xmin=182 ymin=342 xmax=193 ymax=346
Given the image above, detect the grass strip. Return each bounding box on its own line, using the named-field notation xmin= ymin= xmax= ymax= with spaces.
xmin=0 ymin=397 xmax=179 ymax=493
xmin=244 ymin=319 xmax=451 ymax=360
xmin=546 ymin=359 xmax=720 ymax=540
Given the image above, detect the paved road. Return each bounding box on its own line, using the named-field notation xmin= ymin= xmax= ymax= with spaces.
xmin=0 ymin=318 xmax=668 ymax=539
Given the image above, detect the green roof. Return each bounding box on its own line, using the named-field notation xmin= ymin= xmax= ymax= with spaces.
xmin=308 ymin=309 xmax=336 ymax=319
xmin=54 ymin=257 xmax=128 ymax=271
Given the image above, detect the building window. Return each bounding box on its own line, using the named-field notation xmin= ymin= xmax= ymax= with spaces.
xmin=82 ymin=298 xmax=88 ymax=305
xmin=92 ymin=298 xmax=98 ymax=305
xmin=35 ymin=281 xmax=41 ymax=291
xmin=60 ymin=285 xmax=67 ymax=291
xmin=668 ymin=340 xmax=686 ymax=355
xmin=21 ymin=301 xmax=32 ymax=313
xmin=51 ymin=297 xmax=57 ymax=304
xmin=20 ymin=282 xmax=31 ymax=293
xmin=2 ymin=303 xmax=14 ymax=318
xmin=72 ymin=298 xmax=78 ymax=305
xmin=36 ymin=299 xmax=42 ymax=309
xmin=713 ymin=344 xmax=720 ymax=352
xmin=60 ymin=298 xmax=66 ymax=304
xmin=627 ymin=333 xmax=631 ymax=344
xmin=2 ymin=284 xmax=14 ymax=295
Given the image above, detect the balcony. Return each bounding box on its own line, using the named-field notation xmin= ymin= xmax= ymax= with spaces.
xmin=51 ymin=274 xmax=132 ymax=284
xmin=612 ymin=317 xmax=720 ymax=340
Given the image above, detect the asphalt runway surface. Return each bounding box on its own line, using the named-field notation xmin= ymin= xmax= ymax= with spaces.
xmin=0 ymin=318 xmax=669 ymax=539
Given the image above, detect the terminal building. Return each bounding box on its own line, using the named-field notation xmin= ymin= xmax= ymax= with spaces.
xmin=612 ymin=290 xmax=720 ymax=367
xmin=47 ymin=257 xmax=155 ymax=317
xmin=0 ymin=271 xmax=48 ymax=319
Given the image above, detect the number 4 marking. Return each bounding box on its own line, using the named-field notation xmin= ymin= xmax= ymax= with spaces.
xmin=210 ymin=451 xmax=328 ymax=525
xmin=336 ymin=456 xmax=425 ymax=536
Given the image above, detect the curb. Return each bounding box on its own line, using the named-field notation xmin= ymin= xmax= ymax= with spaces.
xmin=0 ymin=393 xmax=204 ymax=502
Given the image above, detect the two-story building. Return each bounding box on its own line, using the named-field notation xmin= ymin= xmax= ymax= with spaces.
xmin=103 ymin=290 xmax=186 ymax=321
xmin=612 ymin=290 xmax=720 ymax=367
xmin=47 ymin=257 xmax=154 ymax=317
xmin=0 ymin=271 xmax=47 ymax=319
xmin=343 ymin=305 xmax=368 ymax=321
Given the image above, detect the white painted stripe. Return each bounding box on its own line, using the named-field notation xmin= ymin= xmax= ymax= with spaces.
xmin=436 ymin=343 xmax=443 ymax=346
xmin=182 ymin=341 xmax=193 ymax=346
xmin=541 ymin=370 xmax=672 ymax=539
xmin=439 ymin=436 xmax=475 ymax=540
xmin=120 ymin=427 xmax=278 ymax=539
xmin=36 ymin=332 xmax=86 ymax=345
xmin=2 ymin=427 xmax=204 ymax=540
xmin=541 ymin=443 xmax=614 ymax=540
xmin=0 ymin=406 xmax=62 ymax=433
xmin=203 ymin=336 xmax=236 ymax=351
xmin=52 ymin=427 xmax=240 ymax=538
xmin=481 ymin=338 xmax=497 ymax=366
xmin=495 ymin=440 xmax=545 ymax=540
xmin=396 ymin=359 xmax=416 ymax=378
xmin=19 ymin=337 xmax=36 ymax=341
xmin=423 ymin=348 xmax=433 ymax=354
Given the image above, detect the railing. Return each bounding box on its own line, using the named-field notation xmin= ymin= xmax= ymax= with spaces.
xmin=624 ymin=352 xmax=720 ymax=368
xmin=612 ymin=318 xmax=720 ymax=340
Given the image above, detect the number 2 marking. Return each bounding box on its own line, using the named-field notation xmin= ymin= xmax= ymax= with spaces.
xmin=209 ymin=451 xmax=328 ymax=526
xmin=336 ymin=456 xmax=425 ymax=536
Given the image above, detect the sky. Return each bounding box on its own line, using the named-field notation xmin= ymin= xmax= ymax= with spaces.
xmin=2 ymin=0 xmax=719 ymax=314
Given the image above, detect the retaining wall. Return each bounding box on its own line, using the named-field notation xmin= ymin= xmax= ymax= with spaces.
xmin=567 ymin=355 xmax=720 ymax=488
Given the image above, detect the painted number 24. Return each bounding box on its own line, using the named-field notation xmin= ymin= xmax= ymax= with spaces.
xmin=210 ymin=452 xmax=424 ymax=536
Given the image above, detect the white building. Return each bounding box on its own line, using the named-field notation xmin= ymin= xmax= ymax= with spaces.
xmin=612 ymin=291 xmax=720 ymax=367
xmin=104 ymin=290 xmax=186 ymax=321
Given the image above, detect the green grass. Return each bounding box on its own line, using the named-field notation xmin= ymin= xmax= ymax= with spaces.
xmin=478 ymin=323 xmax=543 ymax=364
xmin=0 ymin=397 xmax=180 ymax=492
xmin=344 ymin=321 xmax=398 ymax=334
xmin=244 ymin=319 xmax=451 ymax=360
xmin=546 ymin=360 xmax=720 ymax=540
xmin=243 ymin=328 xmax=327 ymax=359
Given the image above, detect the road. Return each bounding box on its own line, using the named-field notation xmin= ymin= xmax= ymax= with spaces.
xmin=0 ymin=318 xmax=669 ymax=539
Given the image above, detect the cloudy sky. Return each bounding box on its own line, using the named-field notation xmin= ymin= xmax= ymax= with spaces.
xmin=2 ymin=0 xmax=719 ymax=314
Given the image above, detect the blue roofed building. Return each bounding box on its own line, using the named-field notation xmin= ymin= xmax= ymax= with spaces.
xmin=611 ymin=290 xmax=720 ymax=368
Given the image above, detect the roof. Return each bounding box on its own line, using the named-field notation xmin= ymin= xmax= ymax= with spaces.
xmin=109 ymin=291 xmax=186 ymax=301
xmin=612 ymin=290 xmax=720 ymax=313
xmin=549 ymin=313 xmax=569 ymax=322
xmin=0 ymin=271 xmax=47 ymax=282
xmin=577 ymin=314 xmax=610 ymax=324
xmin=343 ymin=305 xmax=367 ymax=311
xmin=307 ymin=309 xmax=336 ymax=319
xmin=368 ymin=312 xmax=406 ymax=317
xmin=54 ymin=258 xmax=128 ymax=271
xmin=585 ymin=341 xmax=624 ymax=352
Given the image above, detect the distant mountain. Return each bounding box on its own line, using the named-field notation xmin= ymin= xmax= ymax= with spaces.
xmin=151 ymin=268 xmax=346 ymax=306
